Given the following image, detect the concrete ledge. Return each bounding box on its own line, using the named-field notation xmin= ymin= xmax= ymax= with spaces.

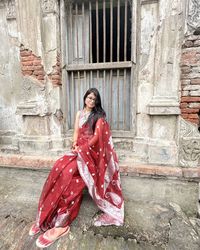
xmin=0 ymin=153 xmax=200 ymax=181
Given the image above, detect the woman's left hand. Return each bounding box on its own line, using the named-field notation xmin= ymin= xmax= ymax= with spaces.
xmin=72 ymin=145 xmax=79 ymax=153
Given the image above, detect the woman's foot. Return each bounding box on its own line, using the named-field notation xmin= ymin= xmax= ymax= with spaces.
xmin=94 ymin=213 xmax=122 ymax=226
xmin=36 ymin=226 xmax=70 ymax=248
xmin=29 ymin=223 xmax=41 ymax=236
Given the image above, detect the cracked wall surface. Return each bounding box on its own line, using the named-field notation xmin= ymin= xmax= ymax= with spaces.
xmin=0 ymin=0 xmax=199 ymax=168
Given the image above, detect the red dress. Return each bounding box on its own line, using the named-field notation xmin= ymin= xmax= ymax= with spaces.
xmin=36 ymin=113 xmax=124 ymax=230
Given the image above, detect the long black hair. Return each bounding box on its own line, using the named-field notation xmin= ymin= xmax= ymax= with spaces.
xmin=83 ymin=88 xmax=106 ymax=132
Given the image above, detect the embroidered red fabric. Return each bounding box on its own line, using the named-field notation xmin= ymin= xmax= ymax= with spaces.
xmin=36 ymin=118 xmax=124 ymax=230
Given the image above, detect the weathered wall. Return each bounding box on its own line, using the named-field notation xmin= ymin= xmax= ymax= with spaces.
xmin=178 ymin=0 xmax=200 ymax=167
xmin=0 ymin=0 xmax=199 ymax=168
xmin=0 ymin=0 xmax=22 ymax=147
xmin=134 ymin=0 xmax=184 ymax=166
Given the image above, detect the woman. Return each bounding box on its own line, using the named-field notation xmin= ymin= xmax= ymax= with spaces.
xmin=29 ymin=88 xmax=124 ymax=248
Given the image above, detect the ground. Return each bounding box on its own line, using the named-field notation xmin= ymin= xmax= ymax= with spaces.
xmin=0 ymin=166 xmax=200 ymax=250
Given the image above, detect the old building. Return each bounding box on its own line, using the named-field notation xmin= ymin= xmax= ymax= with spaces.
xmin=0 ymin=0 xmax=200 ymax=169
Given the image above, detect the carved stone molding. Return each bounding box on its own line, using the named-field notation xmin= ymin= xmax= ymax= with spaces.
xmin=147 ymin=97 xmax=180 ymax=115
xmin=16 ymin=76 xmax=48 ymax=116
xmin=187 ymin=0 xmax=200 ymax=34
xmin=179 ymin=118 xmax=200 ymax=167
xmin=6 ymin=0 xmax=16 ymax=19
xmin=41 ymin=0 xmax=58 ymax=14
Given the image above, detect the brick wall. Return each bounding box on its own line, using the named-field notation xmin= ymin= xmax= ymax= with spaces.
xmin=20 ymin=47 xmax=61 ymax=86
xmin=20 ymin=48 xmax=45 ymax=83
xmin=180 ymin=35 xmax=200 ymax=125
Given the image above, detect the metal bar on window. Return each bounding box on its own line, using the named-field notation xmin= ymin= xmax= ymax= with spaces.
xmin=70 ymin=4 xmax=73 ymax=63
xmin=117 ymin=69 xmax=120 ymax=129
xmin=77 ymin=71 xmax=80 ymax=109
xmin=89 ymin=1 xmax=93 ymax=63
xmin=71 ymin=71 xmax=75 ymax=117
xmin=96 ymin=0 xmax=99 ymax=63
xmin=124 ymin=0 xmax=127 ymax=61
xmin=75 ymin=3 xmax=79 ymax=63
xmin=123 ymin=69 xmax=127 ymax=129
xmin=90 ymin=70 xmax=93 ymax=88
xmin=82 ymin=2 xmax=85 ymax=63
xmin=110 ymin=0 xmax=113 ymax=62
xmin=103 ymin=69 xmax=106 ymax=107
xmin=109 ymin=69 xmax=113 ymax=127
xmin=84 ymin=70 xmax=87 ymax=90
xmin=103 ymin=0 xmax=106 ymax=62
xmin=117 ymin=0 xmax=120 ymax=62
xmin=97 ymin=69 xmax=99 ymax=90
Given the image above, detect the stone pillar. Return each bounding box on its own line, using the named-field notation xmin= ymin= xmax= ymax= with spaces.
xmin=0 ymin=0 xmax=23 ymax=152
xmin=134 ymin=0 xmax=184 ymax=165
xmin=15 ymin=0 xmax=65 ymax=155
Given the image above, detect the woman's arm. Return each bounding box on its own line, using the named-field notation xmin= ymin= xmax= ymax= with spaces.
xmin=72 ymin=111 xmax=80 ymax=149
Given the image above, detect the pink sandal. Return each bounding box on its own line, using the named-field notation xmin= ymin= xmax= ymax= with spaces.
xmin=29 ymin=223 xmax=41 ymax=236
xmin=36 ymin=226 xmax=70 ymax=248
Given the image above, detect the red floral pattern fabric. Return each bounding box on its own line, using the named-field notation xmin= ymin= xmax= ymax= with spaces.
xmin=36 ymin=117 xmax=124 ymax=230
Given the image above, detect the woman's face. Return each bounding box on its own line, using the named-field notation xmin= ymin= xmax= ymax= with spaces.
xmin=85 ymin=92 xmax=96 ymax=110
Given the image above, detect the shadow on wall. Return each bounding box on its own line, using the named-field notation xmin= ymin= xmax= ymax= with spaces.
xmin=198 ymin=110 xmax=200 ymax=132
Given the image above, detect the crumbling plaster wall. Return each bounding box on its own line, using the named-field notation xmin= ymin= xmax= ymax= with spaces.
xmin=0 ymin=0 xmax=65 ymax=153
xmin=134 ymin=0 xmax=184 ymax=166
xmin=178 ymin=0 xmax=200 ymax=167
xmin=0 ymin=0 xmax=199 ymax=168
xmin=0 ymin=0 xmax=23 ymax=146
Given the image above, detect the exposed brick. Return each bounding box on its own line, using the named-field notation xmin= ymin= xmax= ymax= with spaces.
xmin=52 ymin=79 xmax=61 ymax=85
xmin=181 ymin=66 xmax=192 ymax=74
xmin=181 ymin=49 xmax=200 ymax=65
xmin=33 ymin=60 xmax=42 ymax=66
xmin=52 ymin=75 xmax=61 ymax=80
xmin=181 ymin=97 xmax=200 ymax=102
xmin=21 ymin=57 xmax=32 ymax=62
xmin=35 ymin=66 xmax=44 ymax=71
xmin=191 ymin=78 xmax=200 ymax=84
xmin=181 ymin=79 xmax=190 ymax=85
xmin=33 ymin=70 xmax=45 ymax=76
xmin=22 ymin=70 xmax=33 ymax=75
xmin=180 ymin=102 xmax=188 ymax=108
xmin=188 ymin=113 xmax=199 ymax=119
xmin=20 ymin=50 xmax=32 ymax=57
xmin=20 ymin=48 xmax=46 ymax=82
xmin=22 ymin=66 xmax=35 ymax=71
xmin=181 ymin=108 xmax=199 ymax=114
xmin=187 ymin=118 xmax=199 ymax=124
xmin=22 ymin=61 xmax=33 ymax=66
xmin=37 ymin=75 xmax=45 ymax=80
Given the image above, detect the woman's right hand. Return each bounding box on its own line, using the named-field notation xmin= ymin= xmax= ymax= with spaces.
xmin=71 ymin=144 xmax=79 ymax=153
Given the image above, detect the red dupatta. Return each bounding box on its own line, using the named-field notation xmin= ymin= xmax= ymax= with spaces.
xmin=77 ymin=117 xmax=124 ymax=224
